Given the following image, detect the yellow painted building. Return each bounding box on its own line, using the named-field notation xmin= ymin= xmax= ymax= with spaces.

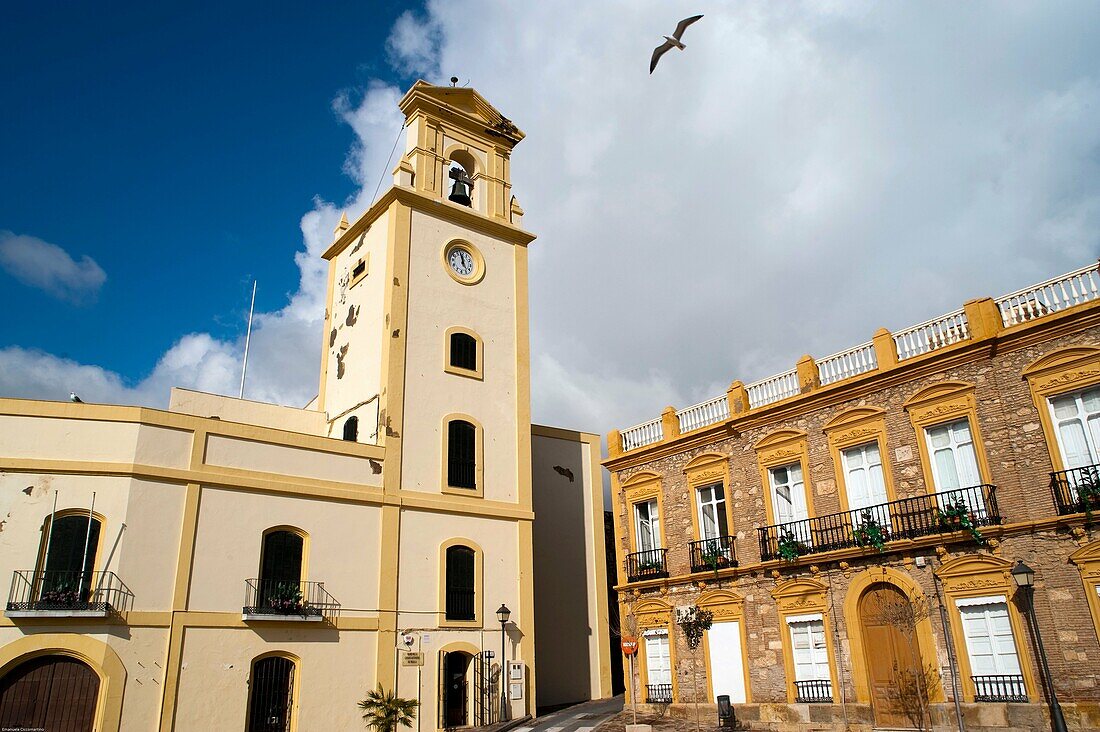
xmin=0 ymin=82 xmax=612 ymax=731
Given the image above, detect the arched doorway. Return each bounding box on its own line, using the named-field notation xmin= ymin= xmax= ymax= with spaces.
xmin=0 ymin=655 xmax=100 ymax=732
xmin=247 ymin=655 xmax=296 ymax=732
xmin=441 ymin=651 xmax=471 ymax=728
xmin=858 ymin=583 xmax=926 ymax=729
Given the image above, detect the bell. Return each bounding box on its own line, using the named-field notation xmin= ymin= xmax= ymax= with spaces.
xmin=448 ymin=167 xmax=473 ymax=206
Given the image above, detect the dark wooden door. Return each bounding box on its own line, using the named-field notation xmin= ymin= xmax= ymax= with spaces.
xmin=444 ymin=652 xmax=469 ymax=727
xmin=0 ymin=655 xmax=99 ymax=732
xmin=859 ymin=583 xmax=923 ymax=729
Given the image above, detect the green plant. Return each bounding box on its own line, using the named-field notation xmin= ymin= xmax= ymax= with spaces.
xmin=776 ymin=530 xmax=809 ymax=562
xmin=267 ymin=582 xmax=305 ymax=613
xmin=935 ymin=498 xmax=985 ymax=545
xmin=853 ymin=511 xmax=888 ymax=553
xmin=1076 ymin=471 xmax=1100 ymax=524
xmin=358 ymin=684 xmax=418 ymax=732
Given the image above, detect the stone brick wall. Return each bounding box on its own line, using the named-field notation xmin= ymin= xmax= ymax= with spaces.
xmin=610 ymin=317 xmax=1100 ymax=729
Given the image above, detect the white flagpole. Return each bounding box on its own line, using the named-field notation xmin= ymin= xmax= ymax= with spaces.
xmin=79 ymin=492 xmax=96 ymax=597
xmin=239 ymin=280 xmax=257 ymax=399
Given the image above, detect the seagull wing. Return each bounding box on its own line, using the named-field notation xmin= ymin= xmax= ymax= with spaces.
xmin=672 ymin=14 xmax=703 ymax=40
xmin=650 ymin=40 xmax=676 ymax=73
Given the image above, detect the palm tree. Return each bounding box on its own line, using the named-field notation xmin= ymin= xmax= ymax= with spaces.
xmin=358 ymin=684 xmax=419 ymax=732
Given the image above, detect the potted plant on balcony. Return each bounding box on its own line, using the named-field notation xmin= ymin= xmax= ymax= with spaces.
xmin=268 ymin=582 xmax=305 ymax=614
xmin=776 ymin=529 xmax=809 ymax=562
xmin=935 ymin=497 xmax=985 ymax=545
xmin=700 ymin=540 xmax=731 ymax=573
xmin=39 ymin=583 xmax=82 ymax=609
xmin=1076 ymin=470 xmax=1100 ymax=524
xmin=853 ymin=510 xmax=888 ymax=553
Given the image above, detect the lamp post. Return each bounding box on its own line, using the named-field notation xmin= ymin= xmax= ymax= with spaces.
xmin=497 ymin=604 xmax=511 ymax=723
xmin=1010 ymin=561 xmax=1067 ymax=732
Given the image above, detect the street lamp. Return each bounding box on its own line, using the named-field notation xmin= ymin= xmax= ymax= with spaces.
xmin=497 ymin=604 xmax=511 ymax=723
xmin=1010 ymin=561 xmax=1067 ymax=732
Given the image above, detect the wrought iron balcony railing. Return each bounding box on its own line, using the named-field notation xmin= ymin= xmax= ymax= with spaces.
xmin=758 ymin=484 xmax=1000 ymax=561
xmin=972 ymin=674 xmax=1027 ymax=702
xmin=793 ymin=679 xmax=833 ymax=703
xmin=645 ymin=684 xmax=673 ymax=703
xmin=242 ymin=578 xmax=340 ymax=620
xmin=1050 ymin=464 xmax=1100 ymax=516
xmin=689 ymin=535 xmax=738 ymax=573
xmin=626 ymin=548 xmax=668 ymax=582
xmin=6 ymin=570 xmax=131 ymax=616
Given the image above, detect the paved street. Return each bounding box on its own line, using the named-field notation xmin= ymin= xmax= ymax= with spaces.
xmin=513 ymin=695 xmax=624 ymax=732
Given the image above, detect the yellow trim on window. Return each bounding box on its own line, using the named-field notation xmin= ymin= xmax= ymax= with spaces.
xmin=1070 ymin=540 xmax=1100 ymax=648
xmin=443 ymin=326 xmax=484 ymax=380
xmin=258 ymin=525 xmax=311 ymax=584
xmin=438 ymin=538 xmax=484 ymax=629
xmin=441 ymin=413 xmax=484 ymax=498
xmin=823 ymin=407 xmax=898 ymax=513
xmin=244 ymin=651 xmax=301 ymax=732
xmin=754 ymin=429 xmax=814 ymax=526
xmin=698 ymin=589 xmax=752 ymax=703
xmin=771 ymin=577 xmax=841 ymax=704
xmin=632 ymin=598 xmax=677 ymax=703
xmin=622 ymin=472 xmax=665 ymax=555
xmin=903 ymin=381 xmax=993 ymax=494
xmin=1022 ymin=346 xmax=1100 ymax=474
xmin=684 ymin=452 xmax=732 ymax=544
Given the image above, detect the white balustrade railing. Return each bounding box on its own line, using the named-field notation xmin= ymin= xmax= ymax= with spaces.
xmin=676 ymin=395 xmax=730 ymax=434
xmin=996 ymin=262 xmax=1100 ymax=327
xmin=893 ymin=309 xmax=970 ymax=362
xmin=817 ymin=341 xmax=878 ymax=386
xmin=746 ymin=369 xmax=800 ymax=408
xmin=621 ymin=418 xmax=663 ymax=452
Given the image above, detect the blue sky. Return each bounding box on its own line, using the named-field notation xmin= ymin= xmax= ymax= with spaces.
xmin=0 ymin=1 xmax=411 ymax=379
xmin=2 ymin=2 xmax=1099 ymax=435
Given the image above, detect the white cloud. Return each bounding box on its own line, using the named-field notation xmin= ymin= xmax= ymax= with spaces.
xmin=3 ymin=1 xmax=1100 ymax=446
xmin=0 ymin=231 xmax=106 ymax=304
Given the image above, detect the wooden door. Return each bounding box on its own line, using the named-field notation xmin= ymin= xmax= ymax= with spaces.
xmin=859 ymin=584 xmax=923 ymax=729
xmin=0 ymin=655 xmax=99 ymax=732
xmin=443 ymin=652 xmax=469 ymax=727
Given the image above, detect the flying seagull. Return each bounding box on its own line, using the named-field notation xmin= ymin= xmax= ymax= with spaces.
xmin=650 ymin=15 xmax=703 ymax=74
xmin=69 ymin=391 xmax=83 ymax=403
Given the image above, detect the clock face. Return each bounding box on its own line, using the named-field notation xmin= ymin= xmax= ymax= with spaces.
xmin=448 ymin=248 xmax=475 ymax=277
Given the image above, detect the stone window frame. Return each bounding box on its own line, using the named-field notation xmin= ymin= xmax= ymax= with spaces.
xmin=771 ymin=577 xmax=841 ymax=704
xmin=632 ymin=597 xmax=677 ymax=704
xmin=622 ymin=472 xmax=666 ymax=555
xmin=823 ymin=407 xmax=899 ymax=516
xmin=1021 ymin=346 xmax=1100 ymax=474
xmin=438 ymin=538 xmax=484 ymax=629
xmin=753 ymin=429 xmax=816 ymax=527
xmin=902 ymin=381 xmax=994 ymax=495
xmin=1070 ymin=539 xmax=1100 ymax=650
xmin=698 ymin=589 xmax=752 ymax=704
xmin=684 ymin=453 xmax=734 ymax=544
xmin=935 ymin=554 xmax=1037 ymax=703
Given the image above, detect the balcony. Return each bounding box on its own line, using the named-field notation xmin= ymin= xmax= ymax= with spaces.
xmin=972 ymin=674 xmax=1027 ymax=703
xmin=626 ymin=548 xmax=668 ymax=583
xmin=688 ymin=536 xmax=738 ymax=573
xmin=793 ymin=679 xmax=833 ymax=703
xmin=6 ymin=570 xmax=131 ymax=618
xmin=1050 ymin=464 xmax=1100 ymax=516
xmin=646 ymin=683 xmax=673 ymax=703
xmin=242 ymin=579 xmax=340 ymax=621
xmin=758 ymin=484 xmax=1001 ymax=561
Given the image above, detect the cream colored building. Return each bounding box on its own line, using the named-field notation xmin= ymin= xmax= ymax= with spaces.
xmin=0 ymin=81 xmax=612 ymax=732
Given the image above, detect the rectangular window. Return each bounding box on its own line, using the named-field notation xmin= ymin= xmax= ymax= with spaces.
xmin=1049 ymin=386 xmax=1100 ymax=470
xmin=958 ymin=597 xmax=1022 ymax=677
xmin=769 ymin=462 xmax=811 ymax=545
xmin=788 ymin=615 xmax=830 ymax=682
xmin=696 ymin=482 xmax=729 ymax=540
xmin=842 ymin=441 xmax=888 ymax=516
xmin=926 ymin=419 xmax=981 ymax=491
xmin=634 ymin=499 xmax=661 ymax=553
xmin=644 ymin=631 xmax=672 ymax=686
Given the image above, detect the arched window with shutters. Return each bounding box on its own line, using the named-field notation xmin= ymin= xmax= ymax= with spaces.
xmin=36 ymin=511 xmax=104 ymax=606
xmin=246 ymin=653 xmax=298 ymax=732
xmin=442 ymin=415 xmax=483 ymax=496
xmin=440 ymin=540 xmax=482 ymax=627
xmin=444 ymin=327 xmax=483 ymax=379
xmin=256 ymin=528 xmax=306 ymax=614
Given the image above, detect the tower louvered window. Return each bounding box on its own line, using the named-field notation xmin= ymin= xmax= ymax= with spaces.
xmin=448 ymin=420 xmax=476 ymax=489
xmin=445 ymin=545 xmax=476 ymax=620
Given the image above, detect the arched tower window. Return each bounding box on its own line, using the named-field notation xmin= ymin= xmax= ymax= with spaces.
xmin=343 ymin=416 xmax=359 ymax=442
xmin=257 ymin=529 xmax=305 ymax=613
xmin=445 ymin=545 xmax=476 ymax=621
xmin=446 ymin=151 xmax=477 ymax=208
xmin=247 ymin=655 xmax=296 ymax=732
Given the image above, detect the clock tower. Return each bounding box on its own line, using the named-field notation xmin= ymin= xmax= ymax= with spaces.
xmin=316 ymin=80 xmax=537 ymax=695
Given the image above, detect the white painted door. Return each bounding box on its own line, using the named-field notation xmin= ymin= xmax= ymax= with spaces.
xmin=644 ymin=633 xmax=672 ymax=685
xmin=1050 ymin=387 xmax=1100 ymax=469
xmin=769 ymin=463 xmax=811 ymax=544
xmin=843 ymin=442 xmax=888 ymax=523
xmin=707 ymin=621 xmax=747 ymax=704
xmin=959 ymin=601 xmax=1022 ymax=676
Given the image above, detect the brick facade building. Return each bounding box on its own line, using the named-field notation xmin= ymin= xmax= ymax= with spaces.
xmin=605 ymin=264 xmax=1100 ymax=731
